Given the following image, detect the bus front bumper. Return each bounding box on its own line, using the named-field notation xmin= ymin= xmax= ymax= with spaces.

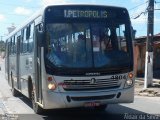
xmin=42 ymin=86 xmax=134 ymax=109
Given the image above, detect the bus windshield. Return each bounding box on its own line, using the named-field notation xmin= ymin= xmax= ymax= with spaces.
xmin=46 ymin=22 xmax=131 ymax=69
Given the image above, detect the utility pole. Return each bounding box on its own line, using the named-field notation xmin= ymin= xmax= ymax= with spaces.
xmin=144 ymin=0 xmax=154 ymax=89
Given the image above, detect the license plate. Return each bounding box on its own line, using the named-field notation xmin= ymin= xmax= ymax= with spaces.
xmin=84 ymin=102 xmax=100 ymax=107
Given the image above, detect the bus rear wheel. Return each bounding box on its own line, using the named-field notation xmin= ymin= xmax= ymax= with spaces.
xmin=31 ymin=91 xmax=43 ymax=114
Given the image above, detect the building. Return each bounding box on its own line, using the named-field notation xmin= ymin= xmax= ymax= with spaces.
xmin=134 ymin=33 xmax=160 ymax=76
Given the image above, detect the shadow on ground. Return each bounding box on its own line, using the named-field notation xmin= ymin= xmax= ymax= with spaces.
xmin=18 ymin=95 xmax=160 ymax=120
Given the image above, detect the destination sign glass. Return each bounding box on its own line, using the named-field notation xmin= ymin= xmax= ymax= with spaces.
xmin=64 ymin=10 xmax=108 ymax=18
xmin=45 ymin=6 xmax=128 ymax=22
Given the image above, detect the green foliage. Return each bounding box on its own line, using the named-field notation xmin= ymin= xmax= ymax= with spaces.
xmin=0 ymin=40 xmax=5 ymax=52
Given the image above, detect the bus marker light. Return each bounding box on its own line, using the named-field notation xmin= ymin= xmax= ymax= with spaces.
xmin=62 ymin=84 xmax=67 ymax=88
xmin=58 ymin=82 xmax=63 ymax=86
xmin=48 ymin=83 xmax=56 ymax=90
xmin=58 ymin=82 xmax=67 ymax=88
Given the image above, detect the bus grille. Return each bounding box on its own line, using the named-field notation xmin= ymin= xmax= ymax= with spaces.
xmin=63 ymin=78 xmax=120 ymax=91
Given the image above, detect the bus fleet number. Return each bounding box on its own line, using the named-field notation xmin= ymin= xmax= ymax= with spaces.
xmin=111 ymin=75 xmax=127 ymax=80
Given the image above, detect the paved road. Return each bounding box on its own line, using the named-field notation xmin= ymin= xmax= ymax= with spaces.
xmin=0 ymin=59 xmax=160 ymax=120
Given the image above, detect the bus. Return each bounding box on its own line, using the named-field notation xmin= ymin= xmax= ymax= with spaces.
xmin=5 ymin=4 xmax=134 ymax=114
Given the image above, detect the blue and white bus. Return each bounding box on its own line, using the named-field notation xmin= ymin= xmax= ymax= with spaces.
xmin=5 ymin=4 xmax=134 ymax=114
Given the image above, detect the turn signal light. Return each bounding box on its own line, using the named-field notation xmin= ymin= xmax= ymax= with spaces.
xmin=48 ymin=83 xmax=56 ymax=90
xmin=128 ymin=73 xmax=133 ymax=79
xmin=48 ymin=76 xmax=53 ymax=81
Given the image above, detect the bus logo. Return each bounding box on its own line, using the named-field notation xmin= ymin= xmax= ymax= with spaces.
xmin=90 ymin=78 xmax=97 ymax=84
xmin=86 ymin=73 xmax=100 ymax=76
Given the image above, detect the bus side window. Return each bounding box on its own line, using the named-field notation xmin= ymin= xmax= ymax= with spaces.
xmin=20 ymin=30 xmax=24 ymax=54
xmin=11 ymin=37 xmax=14 ymax=55
xmin=14 ymin=35 xmax=18 ymax=54
xmin=9 ymin=38 xmax=12 ymax=55
xmin=22 ymin=28 xmax=29 ymax=53
xmin=28 ymin=23 xmax=34 ymax=53
xmin=12 ymin=36 xmax=15 ymax=54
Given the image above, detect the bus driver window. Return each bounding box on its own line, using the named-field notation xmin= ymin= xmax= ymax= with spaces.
xmin=75 ymin=34 xmax=86 ymax=60
xmin=100 ymin=29 xmax=111 ymax=52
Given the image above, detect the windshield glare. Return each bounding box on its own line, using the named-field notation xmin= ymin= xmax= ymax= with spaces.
xmin=46 ymin=23 xmax=130 ymax=68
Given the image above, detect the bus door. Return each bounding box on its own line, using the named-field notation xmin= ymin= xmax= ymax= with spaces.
xmin=16 ymin=35 xmax=21 ymax=90
xmin=34 ymin=24 xmax=43 ymax=104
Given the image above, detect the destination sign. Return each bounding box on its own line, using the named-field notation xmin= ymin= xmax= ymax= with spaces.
xmin=64 ymin=10 xmax=108 ymax=18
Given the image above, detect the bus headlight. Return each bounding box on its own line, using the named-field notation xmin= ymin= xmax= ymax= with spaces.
xmin=47 ymin=75 xmax=57 ymax=90
xmin=124 ymin=79 xmax=133 ymax=88
xmin=126 ymin=79 xmax=133 ymax=86
xmin=48 ymin=83 xmax=56 ymax=90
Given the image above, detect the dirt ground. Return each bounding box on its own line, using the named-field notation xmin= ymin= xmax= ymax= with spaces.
xmin=135 ymin=78 xmax=160 ymax=97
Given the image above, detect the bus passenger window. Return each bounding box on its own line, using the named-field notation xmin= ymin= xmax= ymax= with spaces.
xmin=28 ymin=23 xmax=34 ymax=53
xmin=22 ymin=28 xmax=29 ymax=53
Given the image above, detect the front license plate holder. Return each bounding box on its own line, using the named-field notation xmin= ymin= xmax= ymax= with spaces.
xmin=84 ymin=102 xmax=100 ymax=107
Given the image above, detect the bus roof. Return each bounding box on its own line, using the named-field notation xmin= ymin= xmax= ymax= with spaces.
xmin=45 ymin=4 xmax=127 ymax=11
xmin=5 ymin=9 xmax=43 ymax=40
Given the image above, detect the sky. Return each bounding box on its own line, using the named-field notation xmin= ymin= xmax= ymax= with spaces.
xmin=0 ymin=0 xmax=160 ymax=40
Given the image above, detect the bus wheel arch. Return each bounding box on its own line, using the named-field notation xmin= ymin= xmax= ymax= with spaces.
xmin=28 ymin=76 xmax=44 ymax=114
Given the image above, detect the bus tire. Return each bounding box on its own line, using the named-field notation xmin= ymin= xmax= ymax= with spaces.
xmin=31 ymin=90 xmax=43 ymax=114
xmin=94 ymin=104 xmax=107 ymax=111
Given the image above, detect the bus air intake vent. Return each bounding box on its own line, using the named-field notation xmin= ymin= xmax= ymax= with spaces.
xmin=63 ymin=78 xmax=120 ymax=91
xmin=70 ymin=94 xmax=116 ymax=101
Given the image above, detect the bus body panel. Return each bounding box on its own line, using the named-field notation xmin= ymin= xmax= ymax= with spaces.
xmin=19 ymin=53 xmax=34 ymax=97
xmin=9 ymin=55 xmax=18 ymax=89
xmin=42 ymin=86 xmax=134 ymax=109
xmin=41 ymin=73 xmax=134 ymax=109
